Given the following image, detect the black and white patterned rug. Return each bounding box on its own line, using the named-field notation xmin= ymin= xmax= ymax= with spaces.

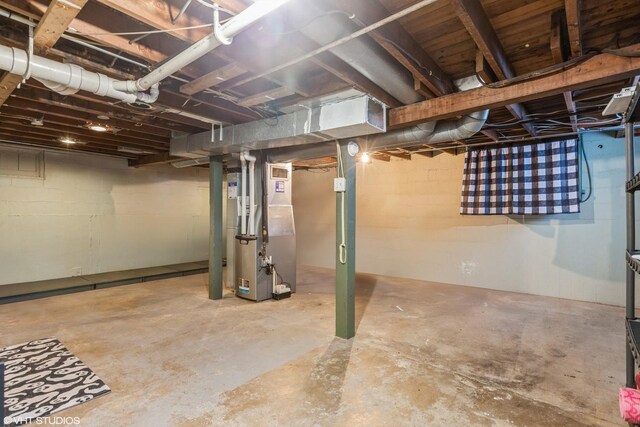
xmin=1 ymin=337 xmax=110 ymax=426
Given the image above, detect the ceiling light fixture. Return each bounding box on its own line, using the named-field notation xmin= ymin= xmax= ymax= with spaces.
xmin=30 ymin=117 xmax=44 ymax=126
xmin=58 ymin=136 xmax=77 ymax=144
xmin=85 ymin=122 xmax=111 ymax=132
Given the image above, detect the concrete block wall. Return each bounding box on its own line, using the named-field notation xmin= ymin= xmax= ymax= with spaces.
xmin=0 ymin=149 xmax=209 ymax=286
xmin=293 ymin=132 xmax=631 ymax=306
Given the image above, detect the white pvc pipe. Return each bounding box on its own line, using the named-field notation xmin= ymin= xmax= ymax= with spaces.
xmin=114 ymin=0 xmax=294 ymax=92
xmin=0 ymin=0 xmax=293 ymax=102
xmin=0 ymin=45 xmax=137 ymax=102
xmin=243 ymin=152 xmax=257 ymax=236
xmin=240 ymin=152 xmax=247 ymax=236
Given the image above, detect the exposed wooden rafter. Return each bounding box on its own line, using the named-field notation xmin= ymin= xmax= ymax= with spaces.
xmin=450 ymin=0 xmax=537 ymax=137
xmin=550 ymin=9 xmax=578 ymax=132
xmin=565 ymin=0 xmax=582 ymax=58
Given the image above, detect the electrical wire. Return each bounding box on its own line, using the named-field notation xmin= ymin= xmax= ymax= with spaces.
xmin=336 ymin=142 xmax=347 ymax=265
xmin=69 ymin=23 xmax=215 ymax=37
xmin=579 ymin=135 xmax=593 ymax=203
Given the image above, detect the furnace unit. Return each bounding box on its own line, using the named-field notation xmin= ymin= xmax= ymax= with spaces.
xmin=233 ymin=154 xmax=296 ymax=302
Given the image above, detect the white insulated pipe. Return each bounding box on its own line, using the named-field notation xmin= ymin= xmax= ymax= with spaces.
xmin=243 ymin=152 xmax=257 ymax=236
xmin=0 ymin=45 xmax=137 ymax=102
xmin=0 ymin=0 xmax=292 ymax=103
xmin=113 ymin=0 xmax=294 ymax=93
xmin=240 ymin=152 xmax=247 ymax=236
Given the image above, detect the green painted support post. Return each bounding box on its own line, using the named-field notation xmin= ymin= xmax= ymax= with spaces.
xmin=209 ymin=156 xmax=224 ymax=300
xmin=336 ymin=142 xmax=356 ymax=339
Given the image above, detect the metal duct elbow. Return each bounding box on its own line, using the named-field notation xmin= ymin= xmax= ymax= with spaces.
xmin=426 ymin=109 xmax=489 ymax=144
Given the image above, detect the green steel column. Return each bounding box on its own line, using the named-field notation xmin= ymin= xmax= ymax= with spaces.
xmin=336 ymin=142 xmax=356 ymax=339
xmin=209 ymin=156 xmax=224 ymax=300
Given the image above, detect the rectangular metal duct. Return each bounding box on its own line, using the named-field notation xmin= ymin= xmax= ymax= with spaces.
xmin=170 ymin=92 xmax=386 ymax=158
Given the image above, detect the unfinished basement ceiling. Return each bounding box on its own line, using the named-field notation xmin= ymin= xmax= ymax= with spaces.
xmin=0 ymin=0 xmax=638 ymax=166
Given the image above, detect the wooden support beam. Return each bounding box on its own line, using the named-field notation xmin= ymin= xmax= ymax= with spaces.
xmin=237 ymin=87 xmax=295 ymax=107
xmin=326 ymin=0 xmax=455 ymax=97
xmin=551 ymin=9 xmax=578 ymax=132
xmin=0 ymin=0 xmax=87 ymax=105
xmin=451 ymin=0 xmax=536 ymax=136
xmin=389 ymin=46 xmax=640 ymax=128
xmin=565 ymin=0 xmax=582 ymax=58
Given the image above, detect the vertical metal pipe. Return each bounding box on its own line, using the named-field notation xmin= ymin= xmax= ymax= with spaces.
xmin=335 ymin=141 xmax=356 ymax=339
xmin=209 ymin=156 xmax=224 ymax=300
xmin=0 ymin=361 xmax=4 ymax=423
xmin=626 ymin=121 xmax=636 ymax=387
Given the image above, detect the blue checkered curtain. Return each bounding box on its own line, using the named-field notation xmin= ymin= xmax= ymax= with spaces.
xmin=460 ymin=139 xmax=580 ymax=215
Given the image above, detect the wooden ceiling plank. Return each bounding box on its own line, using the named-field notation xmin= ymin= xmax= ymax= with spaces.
xmin=0 ymin=0 xmax=87 ymax=105
xmin=450 ymin=0 xmax=537 ymax=137
xmin=389 ymin=45 xmax=640 ymax=128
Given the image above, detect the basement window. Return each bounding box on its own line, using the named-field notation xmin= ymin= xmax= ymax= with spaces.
xmin=0 ymin=146 xmax=45 ymax=179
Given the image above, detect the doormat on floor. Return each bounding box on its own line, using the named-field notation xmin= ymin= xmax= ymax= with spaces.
xmin=1 ymin=337 xmax=110 ymax=426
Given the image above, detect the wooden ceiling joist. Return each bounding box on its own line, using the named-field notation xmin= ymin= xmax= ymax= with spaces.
xmin=180 ymin=64 xmax=247 ymax=96
xmin=550 ymin=9 xmax=578 ymax=132
xmin=389 ymin=45 xmax=640 ymax=127
xmin=565 ymin=0 xmax=582 ymax=58
xmin=0 ymin=0 xmax=87 ymax=105
xmin=450 ymin=0 xmax=537 ymax=137
xmin=237 ymin=87 xmax=296 ymax=107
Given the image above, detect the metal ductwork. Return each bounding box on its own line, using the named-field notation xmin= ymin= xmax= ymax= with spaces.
xmin=171 ymin=91 xmax=387 ymax=158
xmin=267 ymin=109 xmax=489 ymax=163
xmin=290 ymin=2 xmax=423 ymax=105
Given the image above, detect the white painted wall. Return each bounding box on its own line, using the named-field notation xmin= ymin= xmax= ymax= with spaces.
xmin=293 ymin=132 xmax=631 ymax=306
xmin=0 ymin=148 xmax=209 ymax=286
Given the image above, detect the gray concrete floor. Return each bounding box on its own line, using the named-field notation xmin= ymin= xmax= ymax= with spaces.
xmin=0 ymin=266 xmax=624 ymax=426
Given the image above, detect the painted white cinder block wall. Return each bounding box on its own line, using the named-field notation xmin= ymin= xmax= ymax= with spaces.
xmin=0 ymin=150 xmax=209 ymax=285
xmin=293 ymin=132 xmax=630 ymax=306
